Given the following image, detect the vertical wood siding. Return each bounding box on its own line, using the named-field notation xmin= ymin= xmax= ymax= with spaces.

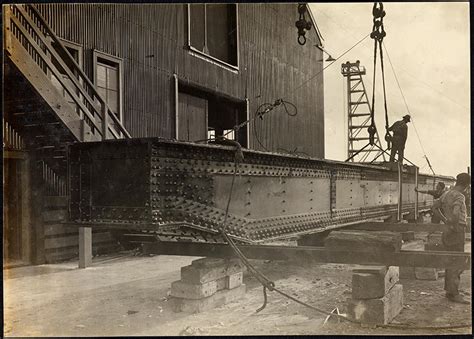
xmin=36 ymin=3 xmax=325 ymax=157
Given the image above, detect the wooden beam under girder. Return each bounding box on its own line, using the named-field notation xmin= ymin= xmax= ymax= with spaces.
xmin=346 ymin=222 xmax=471 ymax=233
xmin=144 ymin=242 xmax=471 ymax=270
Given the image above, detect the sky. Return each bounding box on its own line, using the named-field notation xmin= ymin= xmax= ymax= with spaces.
xmin=309 ymin=2 xmax=470 ymax=177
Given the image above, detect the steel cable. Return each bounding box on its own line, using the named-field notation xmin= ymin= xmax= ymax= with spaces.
xmin=382 ymin=42 xmax=436 ymax=175
xmin=215 ymin=140 xmax=470 ymax=330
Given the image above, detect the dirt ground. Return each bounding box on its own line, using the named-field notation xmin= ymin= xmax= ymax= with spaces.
xmin=3 ymin=236 xmax=472 ymax=337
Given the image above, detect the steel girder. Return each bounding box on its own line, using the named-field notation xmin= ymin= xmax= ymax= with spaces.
xmin=69 ymin=138 xmax=455 ymax=243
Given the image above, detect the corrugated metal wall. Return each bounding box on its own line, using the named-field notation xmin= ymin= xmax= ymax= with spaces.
xmin=36 ymin=3 xmax=325 ymax=157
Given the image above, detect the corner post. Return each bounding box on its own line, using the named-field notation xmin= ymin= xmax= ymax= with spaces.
xmin=414 ymin=166 xmax=419 ymax=221
xmin=397 ymin=161 xmax=403 ymax=222
xmin=101 ymin=101 xmax=108 ymax=140
xmin=78 ymin=227 xmax=92 ymax=268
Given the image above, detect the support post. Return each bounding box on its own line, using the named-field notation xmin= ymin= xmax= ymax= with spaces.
xmin=397 ymin=161 xmax=402 ymax=222
xmin=21 ymin=156 xmax=33 ymax=263
xmin=101 ymin=101 xmax=108 ymax=140
xmin=79 ymin=226 xmax=92 ymax=268
xmin=31 ymin=158 xmax=45 ymax=265
xmin=414 ymin=166 xmax=419 ymax=221
xmin=173 ymin=73 xmax=179 ymax=139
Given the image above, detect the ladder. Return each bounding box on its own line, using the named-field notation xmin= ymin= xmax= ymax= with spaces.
xmin=341 ymin=61 xmax=385 ymax=162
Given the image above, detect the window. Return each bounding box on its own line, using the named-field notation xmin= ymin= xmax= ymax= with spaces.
xmin=50 ymin=40 xmax=83 ymax=113
xmin=187 ymin=4 xmax=238 ymax=68
xmin=93 ymin=51 xmax=122 ymax=121
xmin=176 ymin=81 xmax=247 ymax=147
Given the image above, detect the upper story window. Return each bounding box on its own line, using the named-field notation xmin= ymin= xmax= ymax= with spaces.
xmin=93 ymin=50 xmax=122 ymax=121
xmin=187 ymin=4 xmax=238 ymax=68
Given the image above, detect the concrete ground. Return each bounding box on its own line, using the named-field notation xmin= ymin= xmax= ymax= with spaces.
xmin=3 ymin=237 xmax=472 ymax=336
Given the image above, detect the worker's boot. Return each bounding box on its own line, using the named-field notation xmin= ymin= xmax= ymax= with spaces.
xmin=446 ymin=293 xmax=470 ymax=304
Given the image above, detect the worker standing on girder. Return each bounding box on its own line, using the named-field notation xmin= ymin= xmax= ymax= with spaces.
xmin=388 ymin=114 xmax=410 ymax=163
xmin=432 ymin=172 xmax=471 ymax=304
xmin=415 ymin=182 xmax=447 ymax=223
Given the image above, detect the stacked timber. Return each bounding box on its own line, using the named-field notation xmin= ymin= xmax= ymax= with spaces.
xmin=400 ymin=232 xmax=442 ymax=280
xmin=324 ymin=230 xmax=404 ymax=324
xmin=170 ymin=258 xmax=246 ymax=313
xmin=43 ymin=196 xmax=119 ymax=263
xmin=347 ymin=266 xmax=403 ymax=325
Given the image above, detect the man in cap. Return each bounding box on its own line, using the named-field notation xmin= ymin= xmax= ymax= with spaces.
xmin=432 ymin=172 xmax=471 ymax=304
xmin=388 ymin=114 xmax=411 ymax=163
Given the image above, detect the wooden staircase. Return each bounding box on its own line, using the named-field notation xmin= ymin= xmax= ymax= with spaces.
xmin=3 ymin=4 xmax=131 ymax=263
xmin=3 ymin=4 xmax=130 ymax=185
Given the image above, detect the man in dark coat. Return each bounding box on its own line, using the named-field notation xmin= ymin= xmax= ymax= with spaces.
xmin=388 ymin=114 xmax=410 ymax=163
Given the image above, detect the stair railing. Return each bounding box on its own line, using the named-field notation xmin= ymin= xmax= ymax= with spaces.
xmin=4 ymin=4 xmax=131 ymax=141
xmin=40 ymin=160 xmax=68 ymax=196
xmin=3 ymin=120 xmax=26 ymax=151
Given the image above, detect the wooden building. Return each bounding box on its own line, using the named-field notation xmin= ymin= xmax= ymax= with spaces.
xmin=3 ymin=3 xmax=325 ymax=265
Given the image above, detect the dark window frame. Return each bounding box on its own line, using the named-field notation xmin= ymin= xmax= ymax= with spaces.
xmin=173 ymin=75 xmax=249 ymax=147
xmin=48 ymin=39 xmax=83 ymax=81
xmin=186 ymin=4 xmax=240 ymax=72
xmin=92 ymin=50 xmax=123 ymax=122
xmin=60 ymin=39 xmax=84 ymax=70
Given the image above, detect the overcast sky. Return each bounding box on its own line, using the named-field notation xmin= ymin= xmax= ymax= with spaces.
xmin=309 ymin=2 xmax=470 ymax=177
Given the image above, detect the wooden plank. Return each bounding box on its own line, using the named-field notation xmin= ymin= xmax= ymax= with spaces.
xmin=44 ymin=196 xmax=68 ymax=208
xmin=325 ymin=231 xmax=403 ymax=253
xmin=144 ymin=242 xmax=471 ymax=269
xmin=44 ymin=223 xmax=78 ymax=236
xmin=347 ymin=222 xmax=450 ymax=233
xmin=44 ymin=231 xmax=114 ymax=249
xmin=42 ymin=209 xmax=68 ymax=223
xmin=45 ymin=249 xmax=78 ymax=263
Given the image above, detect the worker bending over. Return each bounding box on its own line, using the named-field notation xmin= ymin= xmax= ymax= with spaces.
xmin=432 ymin=172 xmax=471 ymax=304
xmin=388 ymin=114 xmax=410 ymax=163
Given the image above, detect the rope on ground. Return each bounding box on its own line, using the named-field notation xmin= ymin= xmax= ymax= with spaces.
xmin=216 ymin=139 xmax=471 ymax=331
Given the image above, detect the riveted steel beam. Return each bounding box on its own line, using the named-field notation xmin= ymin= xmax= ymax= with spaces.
xmin=69 ymin=138 xmax=456 ymax=244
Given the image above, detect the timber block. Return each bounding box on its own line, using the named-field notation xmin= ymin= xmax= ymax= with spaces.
xmin=170 ymin=280 xmax=217 ymax=300
xmin=227 ymin=272 xmax=243 ymax=289
xmin=215 ymin=272 xmax=243 ymax=290
xmin=216 ymin=277 xmax=226 ymax=291
xmin=352 ymin=266 xmax=399 ymax=299
xmin=170 ymin=284 xmax=246 ymax=313
xmin=427 ymin=233 xmax=443 ymax=245
xmin=346 ymin=284 xmax=403 ymax=325
xmin=401 ymin=231 xmax=415 ymax=242
xmin=181 ymin=260 xmax=244 ymax=284
xmin=415 ymin=267 xmax=438 ymax=281
xmin=424 ymin=243 xmax=444 ymax=251
xmin=325 ymin=231 xmax=402 ymax=253
xmin=191 ymin=257 xmax=244 ymax=270
xmin=399 ymin=267 xmax=416 ymax=279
